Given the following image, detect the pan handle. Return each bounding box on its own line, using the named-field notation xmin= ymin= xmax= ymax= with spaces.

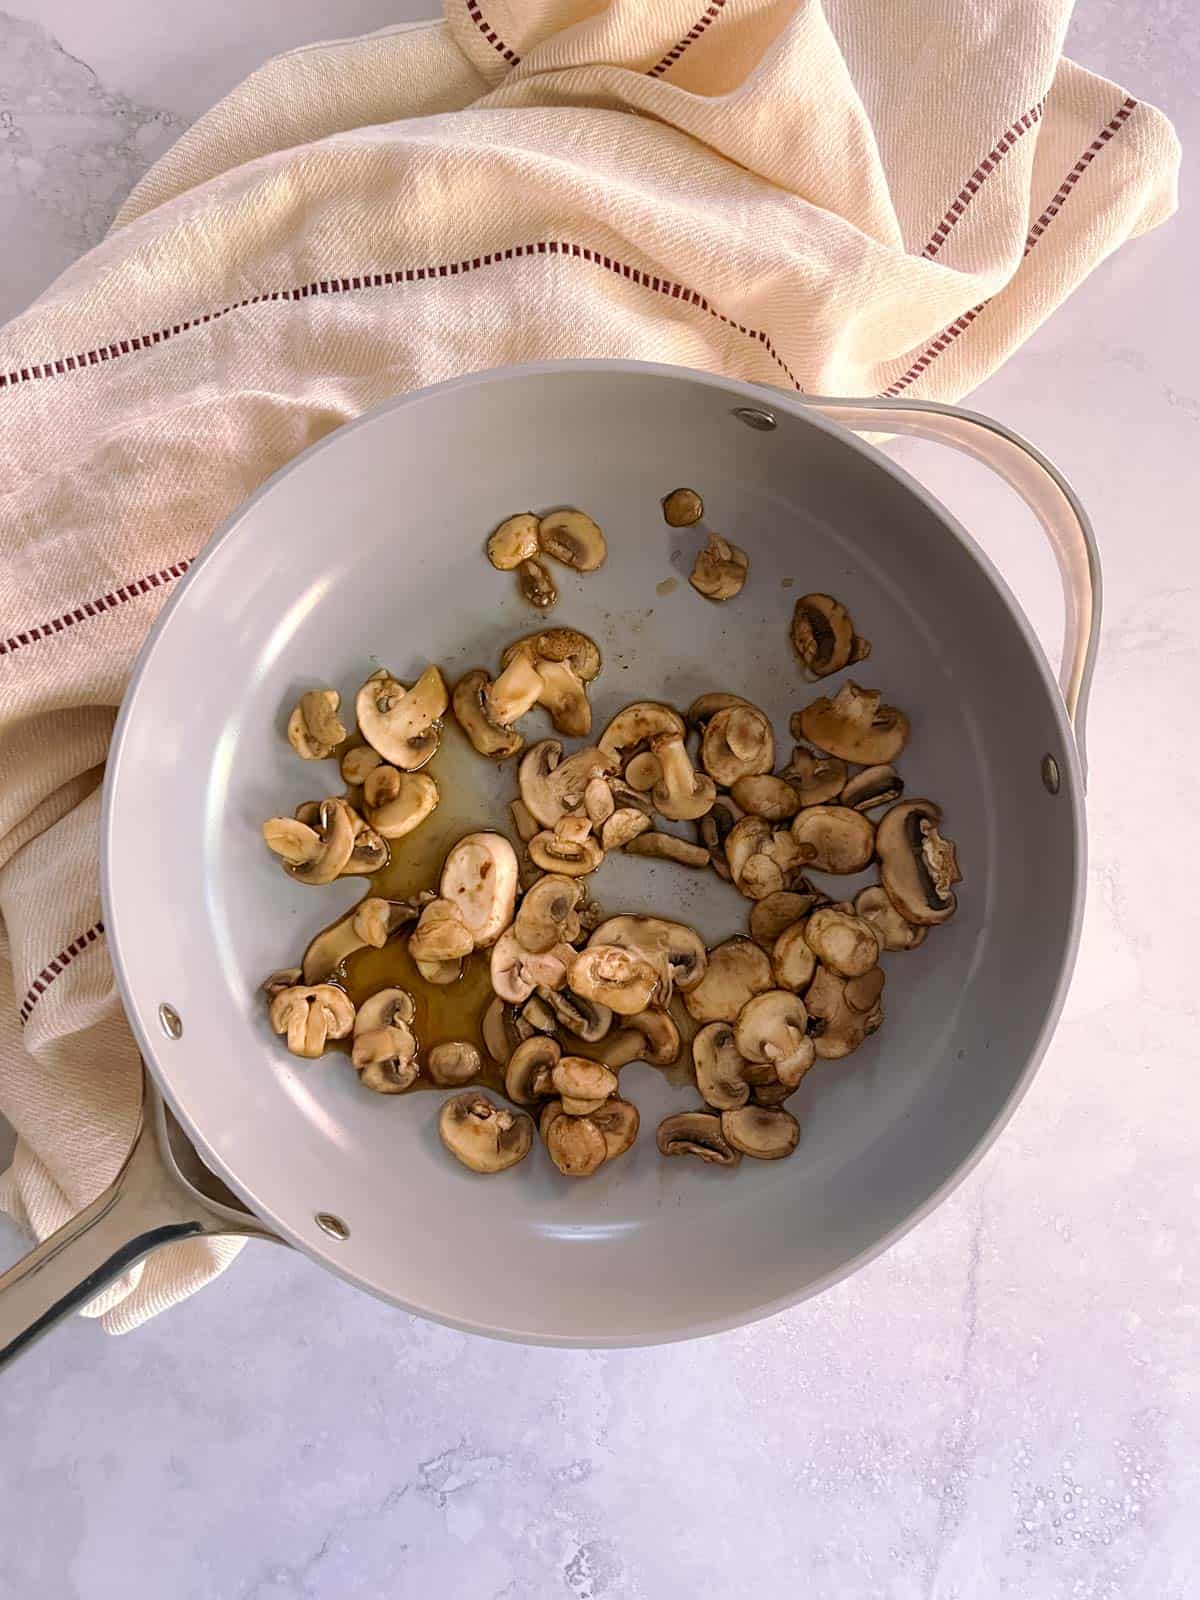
xmin=800 ymin=395 xmax=1100 ymax=782
xmin=0 ymin=1077 xmax=272 ymax=1371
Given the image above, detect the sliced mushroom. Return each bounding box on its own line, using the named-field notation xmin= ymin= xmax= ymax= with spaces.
xmin=692 ymin=1021 xmax=752 ymax=1110
xmin=731 ymin=774 xmax=801 ymax=821
xmin=725 ymin=816 xmax=809 ymax=900
xmin=600 ymin=808 xmax=652 ymax=851
xmin=584 ymin=777 xmax=615 ymax=827
xmin=752 ymin=1082 xmax=799 ymax=1107
xmin=749 ymin=889 xmax=823 ymax=951
xmin=536 ymin=984 xmax=613 ymax=1043
xmin=657 ymin=1111 xmax=741 ymax=1167
xmin=683 ymin=938 xmax=773 ymax=1024
xmin=362 ymin=768 xmax=440 ymax=839
xmin=518 ymin=740 xmax=617 ymax=828
xmin=650 ymin=732 xmax=717 ymax=821
xmin=528 ymin=824 xmax=604 ymax=876
xmin=509 ymin=798 xmax=540 ymax=845
xmin=439 ymin=1092 xmax=533 ymax=1174
xmin=596 ymin=1007 xmax=680 ymax=1068
xmin=806 ymin=963 xmax=884 ymax=1059
xmin=409 ymin=897 xmax=475 ymax=963
xmin=771 ymin=921 xmax=817 ymax=994
xmin=790 ymin=593 xmax=869 ymax=680
xmin=302 ymin=896 xmax=416 ymax=983
xmin=504 ymin=1035 xmax=561 ymax=1105
xmin=352 ymin=1023 xmax=420 ymax=1092
xmin=720 ymin=1105 xmax=800 ymax=1160
xmin=497 ymin=629 xmax=601 ymax=738
xmin=262 ymin=797 xmax=356 ymax=886
xmin=841 ymin=765 xmax=903 ymax=812
xmin=569 ymin=945 xmax=661 ymax=1015
xmin=590 ymin=1098 xmax=639 ymax=1161
xmin=490 ymin=928 xmax=571 ymax=1005
xmin=340 ymin=744 xmax=383 ymax=786
xmin=269 ymin=984 xmax=355 ymax=1059
xmin=700 ymin=702 xmax=774 ymax=786
xmin=424 ymin=1041 xmax=483 ymax=1087
xmin=589 ymin=915 xmax=708 ymax=994
xmin=854 ymin=885 xmax=927 ymax=951
xmin=517 ymin=558 xmax=558 ymax=610
xmin=287 ymin=689 xmax=346 ymax=760
xmin=552 ymin=1057 xmax=618 ymax=1116
xmin=487 ymin=511 xmax=540 ymax=570
xmin=686 ymin=691 xmax=750 ymax=731
xmin=514 ymin=873 xmax=583 ymax=953
xmin=662 ymin=487 xmax=704 ymax=527
xmin=790 ymin=805 xmax=875 ymax=874
xmin=356 ymin=665 xmax=448 ymax=770
xmin=598 ymin=701 xmax=686 ymax=767
xmin=440 ymin=832 xmax=520 ymax=947
xmin=537 ymin=508 xmax=607 ymax=571
xmin=876 ymin=800 xmax=962 ymax=926
xmin=803 ymin=905 xmax=880 ymax=977
xmin=623 ymin=751 xmax=662 ymax=792
xmin=734 ymin=990 xmax=814 ymax=1089
xmin=482 ymin=996 xmax=519 ymax=1063
xmin=452 ymin=668 xmax=526 ymax=760
xmin=544 ymin=1111 xmax=607 ymax=1177
xmin=797 ymin=681 xmax=909 ymax=765
xmin=698 ymin=798 xmax=742 ymax=882
xmin=624 ymin=832 xmax=710 ymax=868
xmin=519 ymin=992 xmax=560 ymax=1034
xmin=778 ymin=744 xmax=848 ymax=807
xmin=342 ymin=816 xmax=390 ymax=876
xmin=689 ymin=534 xmax=749 ymax=602
xmin=355 ymin=987 xmax=416 ymax=1033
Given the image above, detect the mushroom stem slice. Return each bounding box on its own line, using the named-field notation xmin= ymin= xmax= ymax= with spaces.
xmin=517 ymin=558 xmax=558 ymax=610
xmin=439 ymin=1093 xmax=534 ymax=1173
xmin=662 ymin=487 xmax=704 ymax=527
xmin=624 ymin=832 xmax=710 ymax=868
xmin=650 ymin=732 xmax=717 ymax=822
xmin=656 ymin=1111 xmax=741 ymax=1167
xmin=720 ymin=1105 xmax=800 ymax=1160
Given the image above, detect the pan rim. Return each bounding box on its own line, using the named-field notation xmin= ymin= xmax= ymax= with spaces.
xmin=101 ymin=357 xmax=1087 ymax=1346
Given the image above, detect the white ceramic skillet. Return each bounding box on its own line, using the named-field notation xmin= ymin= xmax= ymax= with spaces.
xmin=0 ymin=361 xmax=1098 ymax=1363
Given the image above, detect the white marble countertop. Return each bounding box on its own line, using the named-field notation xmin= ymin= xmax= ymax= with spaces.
xmin=1 ymin=4 xmax=1196 ymax=1596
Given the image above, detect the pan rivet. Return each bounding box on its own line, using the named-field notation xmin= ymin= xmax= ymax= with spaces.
xmin=1041 ymin=754 xmax=1061 ymax=795
xmin=158 ymin=1003 xmax=183 ymax=1039
xmin=733 ymin=406 xmax=777 ymax=432
xmin=315 ymin=1212 xmax=350 ymax=1241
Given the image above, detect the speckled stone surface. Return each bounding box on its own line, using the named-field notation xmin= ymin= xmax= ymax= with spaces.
xmin=0 ymin=5 xmax=1196 ymax=1597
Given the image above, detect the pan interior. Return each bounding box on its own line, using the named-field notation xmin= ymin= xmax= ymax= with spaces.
xmin=104 ymin=364 xmax=1082 ymax=1343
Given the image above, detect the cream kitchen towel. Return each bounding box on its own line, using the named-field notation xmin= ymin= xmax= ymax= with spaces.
xmin=0 ymin=1 xmax=1179 ymax=1333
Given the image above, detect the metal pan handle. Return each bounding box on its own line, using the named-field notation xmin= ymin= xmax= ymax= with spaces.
xmin=0 ymin=1075 xmax=272 ymax=1371
xmin=802 ymin=395 xmax=1101 ymax=782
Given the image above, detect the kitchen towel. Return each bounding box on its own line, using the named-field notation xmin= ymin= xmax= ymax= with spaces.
xmin=0 ymin=0 xmax=1179 ymax=1332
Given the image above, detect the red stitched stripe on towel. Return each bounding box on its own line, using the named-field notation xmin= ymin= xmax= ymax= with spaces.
xmin=18 ymin=921 xmax=105 ymax=1025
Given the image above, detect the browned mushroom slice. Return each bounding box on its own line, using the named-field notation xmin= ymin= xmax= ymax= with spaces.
xmin=517 ymin=558 xmax=558 ymax=610
xmin=551 ymin=1057 xmax=619 ymax=1116
xmin=692 ymin=1021 xmax=752 ymax=1110
xmin=598 ymin=701 xmax=687 ymax=767
xmin=796 ymin=681 xmax=909 ymax=765
xmin=357 ymin=665 xmax=447 ymax=771
xmin=624 ymin=832 xmax=710 ymax=868
xmin=853 ymin=885 xmax=927 ymax=951
xmin=342 ymin=817 xmax=390 ymax=876
xmin=505 ymin=1035 xmax=561 ymax=1105
xmin=537 ymin=508 xmax=607 ymax=571
xmin=730 ymin=774 xmax=801 ymax=821
xmin=662 ymin=487 xmax=704 ymax=527
xmin=498 ymin=628 xmax=602 ymax=738
xmin=686 ymin=691 xmax=750 ymax=731
xmin=544 ymin=1110 xmax=608 ymax=1177
xmin=441 ymin=832 xmax=520 ymax=948
xmin=876 ymin=800 xmax=962 ymax=925
xmin=803 ymin=905 xmax=880 ymax=977
xmin=528 ymin=824 xmax=605 ymax=876
xmin=518 ymin=740 xmax=618 ymax=829
xmin=700 ymin=703 xmax=775 ymax=786
xmin=790 ymin=805 xmax=875 ymax=874
xmin=749 ymin=888 xmax=824 ymax=951
xmin=269 ymin=984 xmax=356 ymax=1059
xmin=721 ymin=1105 xmax=800 ymax=1160
xmin=841 ymin=764 xmax=903 ymax=812
xmin=698 ymin=798 xmax=742 ymax=881
xmin=486 ymin=511 xmax=540 ymax=569
xmin=683 ymin=937 xmax=773 ymax=1024
xmin=262 ymin=797 xmax=357 ymax=886
xmin=340 ymin=744 xmax=384 ymax=786
xmin=689 ymin=534 xmax=749 ymax=602
xmin=601 ymin=808 xmax=653 ymax=851
xmin=536 ymin=984 xmax=614 ymax=1043
xmin=589 ymin=915 xmax=708 ymax=994
xmin=408 ymin=898 xmax=475 ymax=964
xmin=790 ymin=593 xmax=869 ymax=680
xmin=650 ymin=732 xmax=717 ymax=821
xmin=439 ymin=1092 xmax=534 ymax=1173
xmin=514 ymin=873 xmax=584 ymax=953
xmin=352 ymin=1022 xmax=420 ymax=1092
xmin=778 ymin=743 xmax=848 ymax=807
xmin=570 ymin=945 xmax=662 ymax=1015
xmin=362 ymin=767 xmax=439 ymax=840
xmin=287 ymin=689 xmax=347 ymax=760
xmin=806 ymin=963 xmax=885 ymax=1059
xmin=657 ymin=1111 xmax=741 ymax=1167
xmin=595 ymin=1007 xmax=680 ymax=1068
xmin=452 ymin=668 xmax=526 ymax=759
xmin=481 ymin=996 xmax=520 ymax=1064
xmin=590 ymin=1097 xmax=640 ymax=1161
xmin=734 ymin=990 xmax=814 ymax=1088
xmin=302 ymin=896 xmax=417 ymax=984
xmin=771 ymin=921 xmax=817 ymax=994
xmin=426 ymin=1040 xmax=484 ymax=1087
